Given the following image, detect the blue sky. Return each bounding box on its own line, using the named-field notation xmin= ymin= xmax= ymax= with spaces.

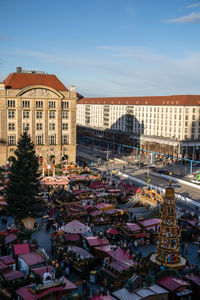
xmin=0 ymin=0 xmax=200 ymax=97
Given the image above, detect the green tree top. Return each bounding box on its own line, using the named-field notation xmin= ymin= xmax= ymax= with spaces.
xmin=6 ymin=132 xmax=41 ymax=220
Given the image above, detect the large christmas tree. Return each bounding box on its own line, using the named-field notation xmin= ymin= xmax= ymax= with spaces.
xmin=6 ymin=132 xmax=41 ymax=221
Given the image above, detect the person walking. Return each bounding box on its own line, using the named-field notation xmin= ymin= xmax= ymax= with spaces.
xmin=82 ymin=280 xmax=88 ymax=297
xmin=65 ymin=266 xmax=70 ymax=278
xmin=185 ymin=243 xmax=188 ymax=255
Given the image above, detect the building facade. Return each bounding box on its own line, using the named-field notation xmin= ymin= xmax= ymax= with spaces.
xmin=0 ymin=68 xmax=77 ymax=165
xmin=77 ymin=96 xmax=200 ymax=160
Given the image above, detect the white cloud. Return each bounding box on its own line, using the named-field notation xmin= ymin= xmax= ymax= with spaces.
xmin=166 ymin=12 xmax=200 ymax=23
xmin=187 ymin=3 xmax=200 ymax=9
xmin=3 ymin=46 xmax=200 ymax=97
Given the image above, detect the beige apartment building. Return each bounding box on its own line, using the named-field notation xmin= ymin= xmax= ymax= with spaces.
xmin=0 ymin=68 xmax=78 ymax=166
xmin=77 ymin=96 xmax=200 ymax=160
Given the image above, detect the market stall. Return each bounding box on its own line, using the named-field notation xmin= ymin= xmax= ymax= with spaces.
xmin=102 ymin=259 xmax=136 ymax=289
xmin=67 ymin=245 xmax=96 ymax=274
xmin=119 ymin=222 xmax=149 ymax=244
xmin=61 ymin=220 xmax=91 ymax=235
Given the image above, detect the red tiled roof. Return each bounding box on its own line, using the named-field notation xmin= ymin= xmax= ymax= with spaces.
xmin=14 ymin=244 xmax=30 ymax=255
xmin=16 ymin=278 xmax=76 ymax=300
xmin=2 ymin=270 xmax=24 ymax=281
xmin=3 ymin=72 xmax=68 ymax=91
xmin=78 ymin=95 xmax=200 ymax=106
xmin=19 ymin=252 xmax=45 ymax=266
xmin=157 ymin=276 xmax=190 ymax=292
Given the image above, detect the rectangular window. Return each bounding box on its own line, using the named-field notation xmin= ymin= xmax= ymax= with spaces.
xmin=36 ymin=135 xmax=43 ymax=145
xmin=62 ymin=123 xmax=68 ymax=130
xmin=8 ymin=135 xmax=16 ymax=145
xmin=185 ymin=121 xmax=188 ymax=126
xmin=49 ymin=123 xmax=55 ymax=131
xmin=62 ymin=111 xmax=69 ymax=119
xmin=62 ymin=101 xmax=69 ymax=109
xmin=193 ymin=108 xmax=196 ymax=113
xmin=23 ymin=123 xmax=30 ymax=131
xmin=22 ymin=100 xmax=30 ymax=108
xmin=186 ymin=108 xmax=189 ymax=113
xmin=62 ymin=135 xmax=69 ymax=144
xmin=36 ymin=101 xmax=43 ymax=108
xmin=8 ymin=100 xmax=15 ymax=107
xmin=49 ymin=135 xmax=56 ymax=145
xmin=8 ymin=110 xmax=15 ymax=119
xmin=23 ymin=110 xmax=30 ymax=119
xmin=49 ymin=111 xmax=56 ymax=119
xmin=36 ymin=123 xmax=42 ymax=130
xmin=185 ymin=115 xmax=188 ymax=120
xmin=36 ymin=111 xmax=43 ymax=119
xmin=8 ymin=123 xmax=15 ymax=131
xmin=192 ymin=115 xmax=196 ymax=120
xmin=48 ymin=101 xmax=56 ymax=108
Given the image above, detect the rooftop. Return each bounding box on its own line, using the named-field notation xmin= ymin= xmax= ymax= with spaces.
xmin=3 ymin=72 xmax=68 ymax=91
xmin=78 ymin=95 xmax=200 ymax=106
xmin=157 ymin=276 xmax=190 ymax=292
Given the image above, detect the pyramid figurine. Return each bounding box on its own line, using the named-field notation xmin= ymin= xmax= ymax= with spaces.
xmin=150 ymin=172 xmax=187 ymax=269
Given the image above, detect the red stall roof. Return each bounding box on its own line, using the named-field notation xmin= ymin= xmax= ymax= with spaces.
xmin=126 ymin=223 xmax=141 ymax=232
xmin=107 ymin=228 xmax=120 ymax=235
xmin=2 ymin=270 xmax=25 ymax=281
xmin=0 ymin=260 xmax=7 ymax=270
xmin=94 ymin=203 xmax=114 ymax=210
xmin=90 ymin=181 xmax=106 ymax=189
xmin=14 ymin=244 xmax=30 ymax=255
xmin=86 ymin=236 xmax=109 ymax=247
xmin=95 ymin=245 xmax=132 ymax=261
xmin=16 ymin=278 xmax=76 ymax=300
xmin=157 ymin=276 xmax=190 ymax=292
xmin=5 ymin=233 xmax=17 ymax=244
xmin=185 ymin=274 xmax=200 ymax=287
xmin=90 ymin=210 xmax=103 ymax=217
xmin=19 ymin=252 xmax=45 ymax=266
xmin=0 ymin=255 xmax=15 ymax=265
xmin=109 ymin=259 xmax=134 ymax=273
xmin=31 ymin=265 xmax=53 ymax=278
xmin=138 ymin=218 xmax=161 ymax=228
xmin=91 ymin=296 xmax=115 ymax=300
xmin=65 ymin=234 xmax=80 ymax=241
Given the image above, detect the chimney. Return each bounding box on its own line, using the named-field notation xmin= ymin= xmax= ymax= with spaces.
xmin=16 ymin=67 xmax=22 ymax=73
xmin=70 ymin=85 xmax=76 ymax=92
